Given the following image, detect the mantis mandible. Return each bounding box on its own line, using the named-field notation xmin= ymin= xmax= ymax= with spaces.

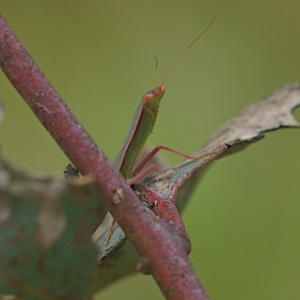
xmin=105 ymin=15 xmax=216 ymax=244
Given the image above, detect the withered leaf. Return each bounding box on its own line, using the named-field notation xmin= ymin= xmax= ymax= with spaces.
xmin=93 ymin=82 xmax=300 ymax=293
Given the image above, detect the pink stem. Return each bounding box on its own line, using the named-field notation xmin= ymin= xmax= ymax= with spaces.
xmin=0 ymin=15 xmax=209 ymax=300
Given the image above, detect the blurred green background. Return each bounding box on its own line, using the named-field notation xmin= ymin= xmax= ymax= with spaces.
xmin=1 ymin=1 xmax=300 ymax=299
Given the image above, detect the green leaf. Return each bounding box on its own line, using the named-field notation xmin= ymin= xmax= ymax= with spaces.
xmin=0 ymin=159 xmax=106 ymax=300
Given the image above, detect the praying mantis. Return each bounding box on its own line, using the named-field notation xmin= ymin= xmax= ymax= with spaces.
xmin=104 ymin=15 xmax=216 ymax=244
xmin=114 ymin=14 xmax=216 ymax=183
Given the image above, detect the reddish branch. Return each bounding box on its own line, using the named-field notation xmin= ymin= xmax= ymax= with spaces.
xmin=0 ymin=16 xmax=209 ymax=300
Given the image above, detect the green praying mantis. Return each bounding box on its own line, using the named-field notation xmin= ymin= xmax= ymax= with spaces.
xmin=104 ymin=15 xmax=216 ymax=244
xmin=114 ymin=14 xmax=216 ymax=183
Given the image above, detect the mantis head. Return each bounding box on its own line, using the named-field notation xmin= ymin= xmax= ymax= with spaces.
xmin=143 ymin=86 xmax=166 ymax=108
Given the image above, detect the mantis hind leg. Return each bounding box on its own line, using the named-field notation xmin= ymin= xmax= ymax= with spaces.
xmin=105 ymin=146 xmax=219 ymax=245
xmin=104 ymin=218 xmax=116 ymax=246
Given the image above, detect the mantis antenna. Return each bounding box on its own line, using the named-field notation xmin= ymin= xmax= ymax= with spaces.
xmin=153 ymin=56 xmax=159 ymax=88
xmin=160 ymin=13 xmax=216 ymax=87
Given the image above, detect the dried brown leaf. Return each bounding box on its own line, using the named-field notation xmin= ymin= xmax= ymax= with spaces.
xmin=93 ymin=83 xmax=300 ymax=293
